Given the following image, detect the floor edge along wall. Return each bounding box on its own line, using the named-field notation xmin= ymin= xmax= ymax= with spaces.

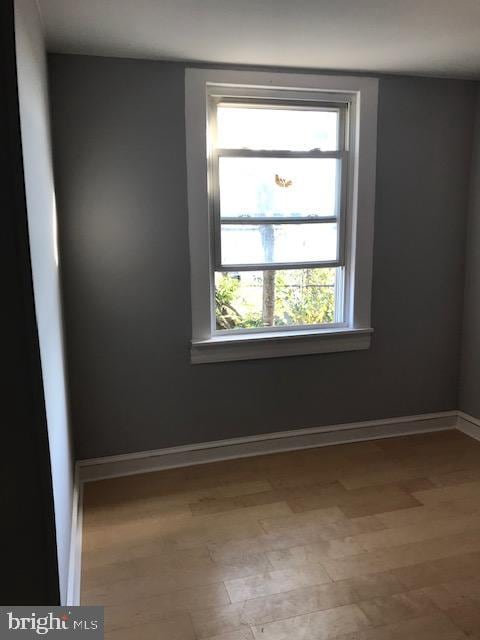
xmin=68 ymin=409 xmax=480 ymax=605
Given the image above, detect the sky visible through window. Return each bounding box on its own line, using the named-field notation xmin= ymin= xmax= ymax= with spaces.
xmin=217 ymin=106 xmax=338 ymax=151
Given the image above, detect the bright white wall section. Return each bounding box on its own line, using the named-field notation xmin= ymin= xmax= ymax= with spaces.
xmin=185 ymin=69 xmax=378 ymax=363
xmin=14 ymin=0 xmax=73 ymax=604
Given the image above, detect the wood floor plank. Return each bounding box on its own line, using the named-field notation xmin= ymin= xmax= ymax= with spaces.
xmin=288 ymin=484 xmax=422 ymax=518
xmin=259 ymin=509 xmax=381 ymax=535
xmin=339 ymin=466 xmax=429 ymax=491
xmin=351 ymin=513 xmax=480 ymax=552
xmin=321 ymin=530 xmax=480 ymax=581
xmin=87 ymin=479 xmax=275 ymax=526
xmin=391 ymin=552 xmax=480 ymax=591
xmin=413 ymin=480 xmax=480 ymax=506
xmin=414 ymin=578 xmax=480 ymax=611
xmin=189 ymin=485 xmax=344 ymax=517
xmin=357 ymin=591 xmax=438 ymax=626
xmin=85 ymin=501 xmax=293 ymax=556
xmin=103 ymin=583 xmax=230 ymax=631
xmin=333 ymin=614 xmax=467 ymax=640
xmin=104 ymin=616 xmax=195 ymax=640
xmin=265 ymin=537 xmax=364 ymax=569
xmin=207 ymin=519 xmax=382 ymax=566
xmin=82 ymin=549 xmax=273 ymax=596
xmin=376 ymin=496 xmax=480 ymax=529
xmin=82 ymin=540 xmax=209 ymax=573
xmin=250 ymin=604 xmax=371 ymax=640
xmin=391 ymin=560 xmax=448 ymax=590
xmin=205 ymin=630 xmax=255 ymax=640
xmin=190 ymin=574 xmax=407 ymax=639
xmin=446 ymin=604 xmax=480 ymax=637
xmin=224 ymin=563 xmax=332 ymax=602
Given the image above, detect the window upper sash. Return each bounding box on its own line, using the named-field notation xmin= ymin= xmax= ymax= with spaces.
xmin=208 ymin=93 xmax=349 ymax=272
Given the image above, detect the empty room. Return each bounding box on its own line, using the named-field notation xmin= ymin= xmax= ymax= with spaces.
xmin=5 ymin=0 xmax=480 ymax=637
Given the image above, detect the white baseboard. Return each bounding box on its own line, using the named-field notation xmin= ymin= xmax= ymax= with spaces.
xmin=68 ymin=408 xmax=467 ymax=605
xmin=457 ymin=411 xmax=480 ymax=441
xmin=78 ymin=411 xmax=458 ymax=483
xmin=66 ymin=465 xmax=83 ymax=606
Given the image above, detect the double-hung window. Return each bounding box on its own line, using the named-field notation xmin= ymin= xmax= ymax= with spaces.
xmin=185 ymin=69 xmax=378 ymax=363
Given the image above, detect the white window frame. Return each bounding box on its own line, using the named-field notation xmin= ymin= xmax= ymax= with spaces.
xmin=185 ymin=68 xmax=378 ymax=364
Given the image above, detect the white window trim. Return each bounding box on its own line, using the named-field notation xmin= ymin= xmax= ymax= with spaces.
xmin=185 ymin=68 xmax=378 ymax=364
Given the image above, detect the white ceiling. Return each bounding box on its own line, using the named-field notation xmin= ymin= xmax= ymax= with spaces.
xmin=38 ymin=0 xmax=480 ymax=79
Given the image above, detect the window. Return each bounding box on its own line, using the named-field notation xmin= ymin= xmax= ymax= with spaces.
xmin=186 ymin=69 xmax=378 ymax=363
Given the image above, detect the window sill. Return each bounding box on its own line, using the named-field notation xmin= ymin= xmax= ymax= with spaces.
xmin=191 ymin=327 xmax=373 ymax=364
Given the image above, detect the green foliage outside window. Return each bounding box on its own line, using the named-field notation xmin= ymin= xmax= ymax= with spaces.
xmin=215 ymin=269 xmax=336 ymax=330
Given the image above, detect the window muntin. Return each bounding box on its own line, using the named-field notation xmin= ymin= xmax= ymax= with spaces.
xmin=209 ymin=94 xmax=350 ymax=333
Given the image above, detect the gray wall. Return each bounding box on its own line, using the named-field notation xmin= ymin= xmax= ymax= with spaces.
xmin=15 ymin=1 xmax=73 ymax=604
xmin=460 ymin=88 xmax=480 ymax=419
xmin=48 ymin=54 xmax=475 ymax=460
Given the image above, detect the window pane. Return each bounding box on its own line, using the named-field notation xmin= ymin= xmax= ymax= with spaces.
xmin=219 ymin=157 xmax=339 ymax=219
xmin=217 ymin=105 xmax=339 ymax=151
xmin=215 ymin=268 xmax=338 ymax=330
xmin=221 ymin=223 xmax=337 ymax=266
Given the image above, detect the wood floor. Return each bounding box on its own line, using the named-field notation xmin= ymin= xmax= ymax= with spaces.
xmin=81 ymin=429 xmax=480 ymax=639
